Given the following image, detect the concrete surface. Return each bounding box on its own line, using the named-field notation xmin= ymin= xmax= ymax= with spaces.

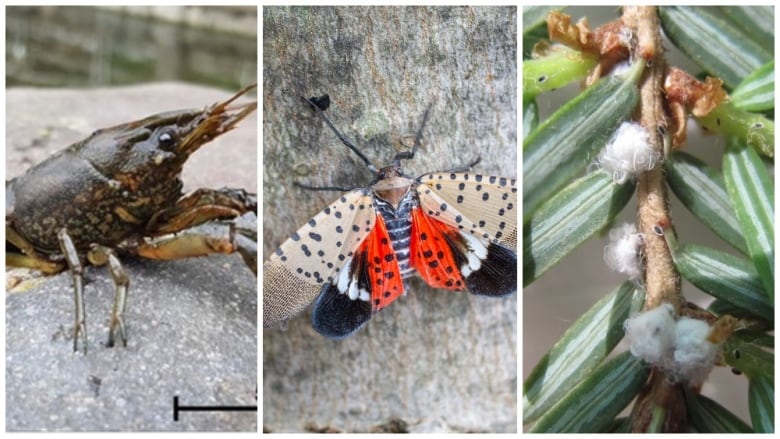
xmin=6 ymin=83 xmax=257 ymax=431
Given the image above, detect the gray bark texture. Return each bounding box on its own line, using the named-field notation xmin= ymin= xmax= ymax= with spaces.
xmin=263 ymin=6 xmax=517 ymax=433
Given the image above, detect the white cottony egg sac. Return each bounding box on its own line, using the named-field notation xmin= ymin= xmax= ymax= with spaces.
xmin=597 ymin=121 xmax=661 ymax=184
xmin=670 ymin=317 xmax=719 ymax=386
xmin=604 ymin=223 xmax=645 ymax=281
xmin=624 ymin=303 xmax=675 ymax=365
xmin=624 ymin=303 xmax=723 ymax=386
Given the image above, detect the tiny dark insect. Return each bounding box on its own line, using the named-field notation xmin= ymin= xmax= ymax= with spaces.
xmin=6 ymin=85 xmax=259 ymax=353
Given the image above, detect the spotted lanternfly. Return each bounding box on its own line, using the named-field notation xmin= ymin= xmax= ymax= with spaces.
xmin=263 ymin=96 xmax=517 ymax=338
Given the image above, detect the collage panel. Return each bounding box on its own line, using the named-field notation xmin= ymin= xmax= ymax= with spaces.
xmin=262 ymin=5 xmax=517 ymax=433
xmin=523 ymin=6 xmax=774 ymax=433
xmin=6 ymin=5 xmax=258 ymax=432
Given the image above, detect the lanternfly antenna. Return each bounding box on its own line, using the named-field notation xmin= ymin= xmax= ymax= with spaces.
xmin=303 ymin=95 xmax=437 ymax=172
xmin=302 ymin=95 xmax=378 ymax=174
xmin=391 ymin=105 xmax=432 ymax=166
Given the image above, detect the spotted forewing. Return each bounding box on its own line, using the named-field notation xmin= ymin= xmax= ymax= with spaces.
xmin=263 ymin=190 xmax=376 ymax=327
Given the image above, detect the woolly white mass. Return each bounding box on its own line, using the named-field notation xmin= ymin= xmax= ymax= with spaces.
xmin=597 ymin=121 xmax=661 ymax=184
xmin=624 ymin=303 xmax=675 ymax=365
xmin=604 ymin=223 xmax=644 ymax=281
xmin=624 ymin=304 xmax=722 ymax=386
xmin=670 ymin=317 xmax=719 ymax=386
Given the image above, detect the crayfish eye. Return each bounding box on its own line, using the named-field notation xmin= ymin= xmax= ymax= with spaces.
xmin=157 ymin=130 xmax=176 ymax=149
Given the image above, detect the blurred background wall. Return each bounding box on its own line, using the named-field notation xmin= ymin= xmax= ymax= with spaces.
xmin=6 ymin=6 xmax=256 ymax=89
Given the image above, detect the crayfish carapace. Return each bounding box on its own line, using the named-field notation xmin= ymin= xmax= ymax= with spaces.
xmin=6 ymin=85 xmax=258 ymax=353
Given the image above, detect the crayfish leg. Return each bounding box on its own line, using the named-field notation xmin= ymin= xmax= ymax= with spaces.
xmin=133 ymin=212 xmax=257 ymax=275
xmin=56 ymin=228 xmax=87 ymax=354
xmin=232 ymin=219 xmax=257 ymax=275
xmin=5 ymin=253 xmax=64 ymax=274
xmin=90 ymin=245 xmax=129 ymax=348
xmin=7 ymin=226 xmax=65 ymax=274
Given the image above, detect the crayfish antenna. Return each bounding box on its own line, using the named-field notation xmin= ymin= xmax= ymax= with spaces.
xmin=217 ymin=83 xmax=257 ymax=110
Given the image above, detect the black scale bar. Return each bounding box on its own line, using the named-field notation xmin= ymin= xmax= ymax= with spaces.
xmin=173 ymin=395 xmax=257 ymax=421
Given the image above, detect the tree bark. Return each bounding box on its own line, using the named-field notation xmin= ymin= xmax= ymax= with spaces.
xmin=262 ymin=6 xmax=517 ymax=433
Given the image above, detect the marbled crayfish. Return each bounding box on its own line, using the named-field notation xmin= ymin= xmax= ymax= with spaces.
xmin=6 ymin=85 xmax=258 ymax=353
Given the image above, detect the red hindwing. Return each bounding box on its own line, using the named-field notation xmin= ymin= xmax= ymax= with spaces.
xmin=409 ymin=206 xmax=466 ymax=291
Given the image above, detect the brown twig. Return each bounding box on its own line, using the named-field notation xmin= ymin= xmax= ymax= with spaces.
xmin=623 ymin=6 xmax=682 ymax=312
xmin=622 ymin=6 xmax=686 ymax=432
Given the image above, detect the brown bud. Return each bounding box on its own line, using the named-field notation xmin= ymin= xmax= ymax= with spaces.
xmin=663 ymin=67 xmax=728 ymax=148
